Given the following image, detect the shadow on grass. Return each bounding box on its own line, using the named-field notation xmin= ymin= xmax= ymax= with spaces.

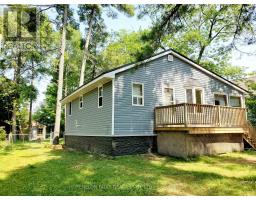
xmin=0 ymin=145 xmax=255 ymax=196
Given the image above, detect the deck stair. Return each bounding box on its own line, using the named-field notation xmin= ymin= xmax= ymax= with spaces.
xmin=243 ymin=122 xmax=256 ymax=150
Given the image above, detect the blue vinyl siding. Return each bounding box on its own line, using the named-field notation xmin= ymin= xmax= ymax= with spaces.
xmin=65 ymin=81 xmax=112 ymax=136
xmin=113 ymin=54 xmax=244 ymax=136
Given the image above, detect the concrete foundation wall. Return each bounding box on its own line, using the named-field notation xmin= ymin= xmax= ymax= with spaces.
xmin=65 ymin=135 xmax=157 ymax=156
xmin=157 ymin=132 xmax=244 ymax=158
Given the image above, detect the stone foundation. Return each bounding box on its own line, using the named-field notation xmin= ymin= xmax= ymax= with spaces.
xmin=65 ymin=135 xmax=157 ymax=156
xmin=157 ymin=132 xmax=244 ymax=158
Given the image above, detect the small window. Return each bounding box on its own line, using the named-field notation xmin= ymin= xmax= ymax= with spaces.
xmin=230 ymin=96 xmax=241 ymax=107
xmin=214 ymin=94 xmax=227 ymax=106
xmin=79 ymin=96 xmax=83 ymax=109
xmin=132 ymin=83 xmax=144 ymax=106
xmin=98 ymin=86 xmax=103 ymax=108
xmin=163 ymin=84 xmax=174 ymax=105
xmin=68 ymin=102 xmax=72 ymax=116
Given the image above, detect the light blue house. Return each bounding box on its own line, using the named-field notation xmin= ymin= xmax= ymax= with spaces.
xmin=61 ymin=49 xmax=252 ymax=157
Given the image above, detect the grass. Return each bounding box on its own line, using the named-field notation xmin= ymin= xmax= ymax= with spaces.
xmin=0 ymin=141 xmax=256 ymax=196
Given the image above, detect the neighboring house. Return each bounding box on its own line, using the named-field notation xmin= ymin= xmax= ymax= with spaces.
xmin=30 ymin=121 xmax=47 ymax=141
xmin=61 ymin=49 xmax=256 ymax=157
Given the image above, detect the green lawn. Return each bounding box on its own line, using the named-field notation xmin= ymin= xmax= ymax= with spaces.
xmin=0 ymin=141 xmax=256 ymax=196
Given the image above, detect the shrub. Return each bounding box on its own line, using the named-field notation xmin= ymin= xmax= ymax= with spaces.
xmin=0 ymin=127 xmax=6 ymax=141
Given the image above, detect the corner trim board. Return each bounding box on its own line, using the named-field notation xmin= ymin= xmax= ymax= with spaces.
xmin=111 ymin=78 xmax=115 ymax=135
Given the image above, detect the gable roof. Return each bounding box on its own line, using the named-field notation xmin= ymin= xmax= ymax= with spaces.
xmin=61 ymin=49 xmax=248 ymax=104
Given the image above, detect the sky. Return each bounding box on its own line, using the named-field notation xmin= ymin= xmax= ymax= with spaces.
xmin=32 ymin=5 xmax=256 ymax=112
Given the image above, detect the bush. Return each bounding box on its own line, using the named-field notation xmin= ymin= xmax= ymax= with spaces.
xmin=0 ymin=127 xmax=6 ymax=141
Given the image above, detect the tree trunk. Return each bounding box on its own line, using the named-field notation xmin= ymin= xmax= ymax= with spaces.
xmin=197 ymin=45 xmax=206 ymax=64
xmin=91 ymin=64 xmax=96 ymax=80
xmin=11 ymin=51 xmax=22 ymax=142
xmin=79 ymin=9 xmax=95 ymax=86
xmin=64 ymin=65 xmax=68 ymax=97
xmin=52 ymin=5 xmax=67 ymax=145
xmin=28 ymin=60 xmax=35 ymax=139
xmin=11 ymin=100 xmax=17 ymax=142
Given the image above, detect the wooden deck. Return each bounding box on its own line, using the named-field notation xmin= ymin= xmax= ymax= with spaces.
xmin=154 ymin=103 xmax=247 ymax=134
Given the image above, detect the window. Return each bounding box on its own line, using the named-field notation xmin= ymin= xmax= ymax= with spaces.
xmin=186 ymin=89 xmax=193 ymax=103
xmin=214 ymin=94 xmax=227 ymax=106
xmin=230 ymin=96 xmax=241 ymax=107
xmin=98 ymin=86 xmax=103 ymax=108
xmin=79 ymin=96 xmax=83 ymax=109
xmin=163 ymin=84 xmax=174 ymax=105
xmin=68 ymin=102 xmax=72 ymax=116
xmin=132 ymin=83 xmax=144 ymax=106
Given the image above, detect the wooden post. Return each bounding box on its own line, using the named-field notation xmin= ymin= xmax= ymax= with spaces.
xmin=42 ymin=125 xmax=47 ymax=140
xmin=184 ymin=103 xmax=188 ymax=127
xmin=217 ymin=106 xmax=221 ymax=127
xmin=245 ymin=108 xmax=248 ymax=122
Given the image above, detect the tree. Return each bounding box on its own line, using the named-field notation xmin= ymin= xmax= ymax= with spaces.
xmin=0 ymin=77 xmax=15 ymax=134
xmin=100 ymin=30 xmax=151 ymax=69
xmin=0 ymin=5 xmax=47 ymax=139
xmin=245 ymin=76 xmax=256 ymax=126
xmin=78 ymin=4 xmax=135 ymax=86
xmin=34 ymin=26 xmax=83 ymax=134
xmin=33 ymin=64 xmax=64 ymax=133
xmin=52 ymin=5 xmax=68 ymax=144
xmin=138 ymin=5 xmax=256 ymax=72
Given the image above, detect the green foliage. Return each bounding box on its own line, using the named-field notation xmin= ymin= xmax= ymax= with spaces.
xmin=200 ymin=61 xmax=246 ymax=81
xmin=0 ymin=5 xmax=56 ymax=135
xmin=246 ymin=80 xmax=256 ymax=126
xmin=0 ymin=77 xmax=15 ymax=130
xmin=33 ymin=72 xmax=65 ymax=131
xmin=138 ymin=4 xmax=256 ymax=77
xmin=100 ymin=30 xmax=151 ymax=69
xmin=65 ymin=26 xmax=83 ymax=93
xmin=0 ymin=127 xmax=6 ymax=141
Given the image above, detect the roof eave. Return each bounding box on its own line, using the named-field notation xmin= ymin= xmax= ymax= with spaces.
xmin=61 ymin=73 xmax=114 ymax=105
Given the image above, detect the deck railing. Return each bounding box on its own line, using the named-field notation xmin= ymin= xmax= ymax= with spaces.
xmin=155 ymin=103 xmax=247 ymax=128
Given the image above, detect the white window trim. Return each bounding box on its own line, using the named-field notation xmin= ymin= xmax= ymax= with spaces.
xmin=213 ymin=92 xmax=228 ymax=106
xmin=79 ymin=96 xmax=83 ymax=109
xmin=229 ymin=95 xmax=243 ymax=108
xmin=162 ymin=83 xmax=175 ymax=105
xmin=68 ymin=102 xmax=72 ymax=116
xmin=132 ymin=82 xmax=144 ymax=106
xmin=98 ymin=85 xmax=103 ymax=108
xmin=185 ymin=87 xmax=204 ymax=104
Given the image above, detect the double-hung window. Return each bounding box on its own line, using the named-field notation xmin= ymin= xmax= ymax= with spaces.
xmin=229 ymin=96 xmax=241 ymax=107
xmin=68 ymin=102 xmax=72 ymax=116
xmin=79 ymin=96 xmax=83 ymax=109
xmin=163 ymin=84 xmax=174 ymax=105
xmin=185 ymin=89 xmax=193 ymax=103
xmin=98 ymin=86 xmax=103 ymax=108
xmin=214 ymin=94 xmax=227 ymax=106
xmin=132 ymin=83 xmax=144 ymax=106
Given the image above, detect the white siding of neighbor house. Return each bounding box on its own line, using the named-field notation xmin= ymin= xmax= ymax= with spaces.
xmin=113 ymin=54 xmax=244 ymax=136
xmin=65 ymin=81 xmax=112 ymax=136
